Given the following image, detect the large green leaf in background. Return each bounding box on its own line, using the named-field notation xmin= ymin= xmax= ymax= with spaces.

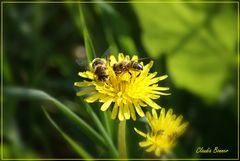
xmin=133 ymin=3 xmax=237 ymax=103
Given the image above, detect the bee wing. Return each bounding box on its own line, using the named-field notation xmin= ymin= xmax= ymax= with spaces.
xmin=101 ymin=47 xmax=113 ymax=66
xmin=73 ymin=45 xmax=90 ymax=69
xmin=101 ymin=47 xmax=112 ymax=59
xmin=75 ymin=58 xmax=88 ymax=67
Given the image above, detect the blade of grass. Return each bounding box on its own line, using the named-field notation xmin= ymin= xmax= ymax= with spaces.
xmin=79 ymin=4 xmax=96 ymax=63
xmin=100 ymin=110 xmax=112 ymax=138
xmin=80 ymin=98 xmax=118 ymax=157
xmin=4 ymin=87 xmax=106 ymax=148
xmin=43 ymin=108 xmax=93 ymax=160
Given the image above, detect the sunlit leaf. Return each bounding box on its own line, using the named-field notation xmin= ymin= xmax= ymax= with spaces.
xmin=133 ymin=3 xmax=237 ymax=103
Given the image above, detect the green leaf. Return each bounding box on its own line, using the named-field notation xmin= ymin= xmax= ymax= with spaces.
xmin=133 ymin=3 xmax=237 ymax=103
xmin=100 ymin=111 xmax=112 ymax=139
xmin=167 ymin=28 xmax=233 ymax=103
xmin=4 ymin=87 xmax=106 ymax=147
xmin=43 ymin=109 xmax=93 ymax=160
xmin=133 ymin=3 xmax=206 ymax=58
xmin=79 ymin=4 xmax=96 ymax=63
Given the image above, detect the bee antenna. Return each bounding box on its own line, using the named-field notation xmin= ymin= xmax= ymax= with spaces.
xmin=138 ymin=57 xmax=149 ymax=61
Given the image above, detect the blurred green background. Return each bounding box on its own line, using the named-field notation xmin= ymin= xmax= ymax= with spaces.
xmin=1 ymin=0 xmax=238 ymax=159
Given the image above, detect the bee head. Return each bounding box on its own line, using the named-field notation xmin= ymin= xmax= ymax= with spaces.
xmin=92 ymin=58 xmax=105 ymax=69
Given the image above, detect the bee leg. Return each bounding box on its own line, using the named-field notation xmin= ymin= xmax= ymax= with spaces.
xmin=136 ymin=72 xmax=141 ymax=77
xmin=128 ymin=71 xmax=132 ymax=78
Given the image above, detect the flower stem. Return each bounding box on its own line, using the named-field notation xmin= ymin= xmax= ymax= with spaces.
xmin=118 ymin=120 xmax=127 ymax=159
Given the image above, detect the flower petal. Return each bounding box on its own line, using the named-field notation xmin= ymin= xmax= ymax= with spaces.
xmin=125 ymin=55 xmax=130 ymax=60
xmin=177 ymin=122 xmax=188 ymax=135
xmin=144 ymin=98 xmax=161 ymax=109
xmin=146 ymin=112 xmax=152 ymax=121
xmin=138 ymin=100 xmax=147 ymax=107
xmin=85 ymin=93 xmax=101 ymax=103
xmin=149 ymin=91 xmax=171 ymax=96
xmin=118 ymin=103 xmax=124 ymax=121
xmin=146 ymin=144 xmax=156 ymax=152
xmin=100 ymin=99 xmax=112 ymax=111
xmin=79 ymin=71 xmax=95 ymax=80
xmin=129 ymin=103 xmax=136 ymax=121
xmin=110 ymin=55 xmax=117 ymax=64
xmin=134 ymin=128 xmax=147 ymax=137
xmin=74 ymin=81 xmax=93 ymax=87
xmin=76 ymin=88 xmax=95 ymax=96
xmin=133 ymin=102 xmax=144 ymax=117
xmin=149 ymin=94 xmax=161 ymax=99
xmin=159 ymin=108 xmax=165 ymax=123
xmin=159 ymin=75 xmax=168 ymax=80
xmin=118 ymin=53 xmax=124 ymax=62
xmin=175 ymin=115 xmax=183 ymax=126
xmin=139 ymin=141 xmax=152 ymax=147
xmin=111 ymin=103 xmax=118 ymax=119
xmin=152 ymin=109 xmax=158 ymax=120
xmin=154 ymin=87 xmax=170 ymax=91
xmin=166 ymin=109 xmax=173 ymax=119
xmin=149 ymin=77 xmax=164 ymax=84
xmin=123 ymin=103 xmax=130 ymax=120
xmin=131 ymin=55 xmax=138 ymax=61
xmin=147 ymin=72 xmax=158 ymax=79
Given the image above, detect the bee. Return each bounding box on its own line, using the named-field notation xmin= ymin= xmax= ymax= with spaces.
xmin=113 ymin=60 xmax=143 ymax=75
xmin=92 ymin=58 xmax=109 ymax=81
xmin=73 ymin=45 xmax=112 ymax=81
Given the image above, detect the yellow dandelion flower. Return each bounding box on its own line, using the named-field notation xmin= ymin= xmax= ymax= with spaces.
xmin=134 ymin=108 xmax=188 ymax=156
xmin=74 ymin=53 xmax=170 ymax=121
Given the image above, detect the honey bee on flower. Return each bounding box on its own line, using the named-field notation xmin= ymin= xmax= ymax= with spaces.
xmin=74 ymin=53 xmax=171 ymax=121
xmin=113 ymin=59 xmax=143 ymax=75
xmin=91 ymin=58 xmax=109 ymax=81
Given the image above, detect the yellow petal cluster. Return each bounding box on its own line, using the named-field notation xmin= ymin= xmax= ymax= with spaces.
xmin=134 ymin=108 xmax=188 ymax=156
xmin=74 ymin=53 xmax=170 ymax=121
